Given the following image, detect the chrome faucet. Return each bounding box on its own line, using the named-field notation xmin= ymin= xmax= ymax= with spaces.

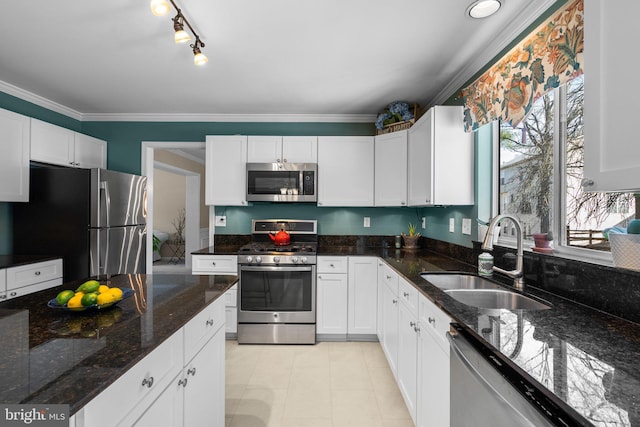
xmin=481 ymin=214 xmax=525 ymax=290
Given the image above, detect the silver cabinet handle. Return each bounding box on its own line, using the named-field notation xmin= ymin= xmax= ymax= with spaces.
xmin=318 ymin=275 xmax=322 ymax=279
xmin=386 ymin=275 xmax=392 ymax=280
xmin=142 ymin=377 xmax=154 ymax=388
xmin=277 ymin=158 xmax=281 ymax=163
xmin=212 ymin=261 xmax=216 ymax=266
xmin=35 ymin=271 xmax=41 ymax=276
xmin=179 ymin=378 xmax=188 ymax=387
xmin=392 ymin=299 xmax=398 ymax=304
xmin=9 ymin=291 xmax=17 ymax=297
xmin=187 ymin=367 xmax=197 ymax=376
xmin=582 ymin=179 xmax=594 ymax=187
xmin=403 ymin=292 xmax=409 ymax=297
xmin=414 ymin=326 xmax=420 ymax=333
xmin=410 ymin=321 xmax=416 ymax=327
xmin=329 ymin=263 xmax=335 ymax=268
xmin=428 ymin=317 xmax=435 ymax=324
xmin=206 ymin=319 xmax=214 ymax=326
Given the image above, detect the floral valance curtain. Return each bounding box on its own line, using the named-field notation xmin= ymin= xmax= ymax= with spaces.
xmin=461 ymin=0 xmax=584 ymax=132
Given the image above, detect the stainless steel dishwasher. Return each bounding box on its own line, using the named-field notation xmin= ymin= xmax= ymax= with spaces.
xmin=448 ymin=323 xmax=588 ymax=427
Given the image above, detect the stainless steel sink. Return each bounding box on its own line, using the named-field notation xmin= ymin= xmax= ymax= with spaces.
xmin=444 ymin=289 xmax=551 ymax=311
xmin=420 ymin=273 xmax=504 ymax=290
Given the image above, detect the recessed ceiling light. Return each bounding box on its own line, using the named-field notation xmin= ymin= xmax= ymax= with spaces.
xmin=466 ymin=0 xmax=502 ymax=19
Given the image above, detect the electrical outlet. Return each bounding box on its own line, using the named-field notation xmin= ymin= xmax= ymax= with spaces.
xmin=462 ymin=218 xmax=471 ymax=235
xmin=364 ymin=217 xmax=370 ymax=228
xmin=421 ymin=217 xmax=426 ymax=229
xmin=215 ymin=215 xmax=227 ymax=227
xmin=449 ymin=218 xmax=455 ymax=233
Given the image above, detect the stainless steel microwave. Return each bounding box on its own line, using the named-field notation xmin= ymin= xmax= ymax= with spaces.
xmin=246 ymin=163 xmax=317 ymax=202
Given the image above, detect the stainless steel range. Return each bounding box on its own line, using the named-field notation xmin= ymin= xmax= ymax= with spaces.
xmin=237 ymin=219 xmax=317 ymax=344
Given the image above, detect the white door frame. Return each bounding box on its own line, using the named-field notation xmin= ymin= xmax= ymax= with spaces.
xmin=141 ymin=141 xmax=205 ymax=273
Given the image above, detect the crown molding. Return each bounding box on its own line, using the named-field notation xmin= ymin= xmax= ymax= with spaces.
xmin=431 ymin=0 xmax=558 ymax=106
xmin=0 ymin=80 xmax=83 ymax=121
xmin=80 ymin=112 xmax=377 ymax=123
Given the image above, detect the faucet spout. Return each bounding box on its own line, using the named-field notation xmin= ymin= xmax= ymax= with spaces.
xmin=481 ymin=214 xmax=525 ymax=290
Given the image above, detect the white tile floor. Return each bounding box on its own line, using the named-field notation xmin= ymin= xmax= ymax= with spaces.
xmin=225 ymin=340 xmax=414 ymax=427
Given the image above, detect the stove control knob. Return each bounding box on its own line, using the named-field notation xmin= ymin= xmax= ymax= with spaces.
xmin=292 ymin=256 xmax=299 ymax=263
xmin=301 ymin=256 xmax=308 ymax=264
xmin=246 ymin=256 xmax=253 ymax=263
xmin=255 ymin=256 xmax=262 ymax=264
xmin=273 ymin=256 xmax=281 ymax=263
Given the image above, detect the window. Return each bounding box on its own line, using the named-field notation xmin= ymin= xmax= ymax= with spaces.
xmin=498 ymin=75 xmax=636 ymax=255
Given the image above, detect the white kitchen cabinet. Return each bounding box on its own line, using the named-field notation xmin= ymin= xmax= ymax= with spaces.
xmin=0 ymin=108 xmax=30 ymax=202
xmin=191 ymin=255 xmax=237 ymax=275
xmin=374 ymin=130 xmax=408 ymax=206
xmin=347 ymin=256 xmax=378 ymax=337
xmin=224 ymin=284 xmax=238 ymax=336
xmin=316 ymin=271 xmax=348 ymax=337
xmin=247 ymin=136 xmax=317 ymax=163
xmin=376 ymin=260 xmax=386 ymax=338
xmin=317 ymin=136 xmax=374 ymax=206
xmin=417 ymin=294 xmax=451 ymax=427
xmin=380 ymin=268 xmax=399 ymax=377
xmin=31 ymin=118 xmax=106 ymax=169
xmin=5 ymin=259 xmax=63 ymax=301
xmin=0 ymin=269 xmax=5 ymax=301
xmin=397 ymin=290 xmax=419 ymax=424
xmin=583 ymin=0 xmax=640 ymax=191
xmin=407 ymin=106 xmax=474 ymax=206
xmin=205 ymin=135 xmax=247 ymax=206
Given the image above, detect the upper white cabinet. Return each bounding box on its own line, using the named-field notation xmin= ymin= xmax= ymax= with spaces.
xmin=407 ymin=106 xmax=474 ymax=206
xmin=583 ymin=0 xmax=639 ymax=191
xmin=31 ymin=118 xmax=106 ymax=169
xmin=205 ymin=135 xmax=248 ymax=206
xmin=375 ymin=130 xmax=408 ymax=206
xmin=317 ymin=136 xmax=374 ymax=206
xmin=247 ymin=136 xmax=317 ymax=163
xmin=0 ymin=108 xmax=30 ymax=202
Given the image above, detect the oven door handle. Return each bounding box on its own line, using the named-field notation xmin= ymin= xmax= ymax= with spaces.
xmin=240 ymin=265 xmax=314 ymax=272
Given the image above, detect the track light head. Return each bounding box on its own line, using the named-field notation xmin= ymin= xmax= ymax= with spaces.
xmin=192 ymin=38 xmax=208 ymax=66
xmin=150 ymin=0 xmax=171 ymax=17
xmin=173 ymin=13 xmax=191 ymax=44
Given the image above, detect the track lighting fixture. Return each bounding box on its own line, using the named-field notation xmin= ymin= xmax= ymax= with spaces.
xmin=150 ymin=0 xmax=206 ymax=65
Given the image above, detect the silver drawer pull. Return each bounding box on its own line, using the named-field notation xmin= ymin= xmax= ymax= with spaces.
xmin=206 ymin=319 xmax=215 ymax=326
xmin=35 ymin=271 xmax=41 ymax=276
xmin=410 ymin=321 xmax=416 ymax=327
xmin=414 ymin=326 xmax=420 ymax=333
xmin=179 ymin=378 xmax=188 ymax=387
xmin=212 ymin=261 xmax=216 ymax=266
xmin=386 ymin=275 xmax=392 ymax=280
xmin=10 ymin=292 xmax=17 ymax=297
xmin=403 ymin=292 xmax=409 ymax=297
xmin=392 ymin=299 xmax=398 ymax=304
xmin=142 ymin=377 xmax=154 ymax=388
xmin=428 ymin=317 xmax=435 ymax=324
xmin=187 ymin=367 xmax=197 ymax=376
xmin=329 ymin=263 xmax=335 ymax=268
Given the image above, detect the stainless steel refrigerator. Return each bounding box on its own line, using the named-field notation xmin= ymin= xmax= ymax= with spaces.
xmin=13 ymin=166 xmax=147 ymax=282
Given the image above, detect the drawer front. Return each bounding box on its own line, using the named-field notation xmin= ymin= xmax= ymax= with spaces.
xmin=192 ymin=255 xmax=237 ymax=274
xmin=6 ymin=259 xmax=63 ymax=290
xmin=380 ymin=262 xmax=398 ymax=296
xmin=419 ymin=295 xmax=451 ymax=351
xmin=84 ymin=330 xmax=183 ymax=427
xmin=317 ymin=256 xmax=348 ymax=274
xmin=0 ymin=269 xmax=5 ymax=301
xmin=184 ymin=296 xmax=225 ymax=362
xmin=398 ymin=277 xmax=419 ymax=315
xmin=224 ymin=285 xmax=238 ymax=307
xmin=6 ymin=278 xmax=62 ymax=301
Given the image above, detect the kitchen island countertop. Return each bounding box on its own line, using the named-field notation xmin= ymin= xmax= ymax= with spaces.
xmin=0 ymin=273 xmax=237 ymax=415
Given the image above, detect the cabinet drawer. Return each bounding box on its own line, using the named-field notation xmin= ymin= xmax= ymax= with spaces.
xmin=184 ymin=296 xmax=225 ymax=363
xmin=6 ymin=259 xmax=62 ymax=290
xmin=6 ymin=278 xmax=62 ymax=301
xmin=224 ymin=284 xmax=238 ymax=307
xmin=419 ymin=295 xmax=451 ymax=351
xmin=0 ymin=269 xmax=6 ymax=302
xmin=317 ymin=256 xmax=348 ymax=274
xmin=192 ymin=255 xmax=237 ymax=274
xmin=380 ymin=262 xmax=398 ymax=296
xmin=398 ymin=277 xmax=419 ymax=315
xmin=83 ymin=330 xmax=183 ymax=427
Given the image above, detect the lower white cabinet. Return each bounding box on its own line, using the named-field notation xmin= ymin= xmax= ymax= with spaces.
xmin=4 ymin=259 xmax=63 ymax=301
xmin=347 ymin=257 xmax=378 ymax=337
xmin=225 ymin=284 xmax=238 ymax=336
xmin=380 ymin=274 xmax=399 ymax=377
xmin=396 ymin=278 xmax=419 ymax=424
xmin=316 ymin=256 xmax=348 ymax=338
xmin=417 ymin=294 xmax=451 ymax=427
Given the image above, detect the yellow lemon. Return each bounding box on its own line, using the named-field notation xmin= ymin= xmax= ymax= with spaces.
xmin=97 ymin=292 xmax=118 ymax=306
xmin=109 ymin=287 xmax=123 ymax=300
xmin=66 ymin=294 xmax=85 ymax=310
xmin=98 ymin=285 xmax=111 ymax=294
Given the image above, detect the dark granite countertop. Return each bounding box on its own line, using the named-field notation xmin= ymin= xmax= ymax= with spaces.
xmin=0 ymin=255 xmax=62 ymax=269
xmin=0 ymin=273 xmax=237 ymax=415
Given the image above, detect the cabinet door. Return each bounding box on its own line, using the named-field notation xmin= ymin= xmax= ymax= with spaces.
xmin=30 ymin=118 xmax=75 ymax=167
xmin=407 ymin=110 xmax=433 ymax=206
xmin=132 ymin=374 xmax=183 ymax=427
xmin=397 ymin=302 xmax=418 ymax=424
xmin=374 ymin=130 xmax=408 ymax=206
xmin=247 ymin=136 xmax=282 ymax=163
xmin=347 ymin=257 xmax=377 ymax=335
xmin=74 ymin=133 xmax=107 ymax=169
xmin=380 ymin=281 xmax=399 ymax=377
xmin=0 ymin=108 xmax=30 ymax=202
xmin=417 ymin=325 xmax=450 ymax=427
xmin=583 ymin=0 xmax=640 ymax=191
xmin=0 ymin=269 xmax=6 ymax=302
xmin=184 ymin=329 xmax=225 ymax=427
xmin=317 ymin=136 xmax=374 ymax=206
xmin=282 ymin=136 xmax=318 ymax=163
xmin=205 ymin=135 xmax=247 ymax=206
xmin=316 ymin=273 xmax=348 ymax=335
xmin=376 ymin=261 xmax=385 ymax=339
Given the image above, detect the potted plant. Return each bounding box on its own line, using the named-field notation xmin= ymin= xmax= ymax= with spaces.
xmin=531 ymin=231 xmax=553 ymax=253
xmin=401 ymin=223 xmax=421 ymax=249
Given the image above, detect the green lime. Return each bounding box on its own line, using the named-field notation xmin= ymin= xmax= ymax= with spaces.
xmin=77 ymin=280 xmax=101 ymax=293
xmin=56 ymin=290 xmax=76 ymax=306
xmin=81 ymin=292 xmax=99 ymax=307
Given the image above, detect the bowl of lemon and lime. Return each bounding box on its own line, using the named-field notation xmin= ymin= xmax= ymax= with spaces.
xmin=48 ymin=279 xmax=134 ymax=311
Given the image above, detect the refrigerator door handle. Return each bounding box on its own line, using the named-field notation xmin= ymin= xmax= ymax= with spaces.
xmin=100 ymin=180 xmax=111 ymax=228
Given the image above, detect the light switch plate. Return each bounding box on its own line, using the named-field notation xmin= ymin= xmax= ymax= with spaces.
xmin=421 ymin=217 xmax=426 ymax=229
xmin=215 ymin=215 xmax=227 ymax=227
xmin=364 ymin=217 xmax=371 ymax=228
xmin=449 ymin=218 xmax=455 ymax=233
xmin=462 ymin=218 xmax=472 ymax=235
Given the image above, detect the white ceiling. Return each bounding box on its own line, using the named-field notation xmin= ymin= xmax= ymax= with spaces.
xmin=0 ymin=0 xmax=555 ymax=121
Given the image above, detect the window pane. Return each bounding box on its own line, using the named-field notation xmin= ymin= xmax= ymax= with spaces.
xmin=499 ymin=90 xmax=555 ymax=239
xmin=564 ymin=75 xmax=636 ymax=251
